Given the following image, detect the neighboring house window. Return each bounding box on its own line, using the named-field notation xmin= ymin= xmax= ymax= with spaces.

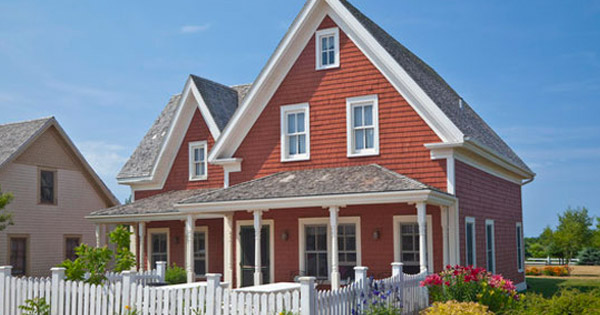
xmin=280 ymin=103 xmax=310 ymax=161
xmin=346 ymin=95 xmax=379 ymax=157
xmin=465 ymin=217 xmax=476 ymax=266
xmin=315 ymin=27 xmax=340 ymax=70
xmin=516 ymin=222 xmax=524 ymax=272
xmin=194 ymin=230 xmax=207 ymax=276
xmin=338 ymin=224 xmax=358 ymax=280
xmin=10 ymin=237 xmax=27 ymax=276
xmin=40 ymin=169 xmax=56 ymax=204
xmin=305 ymin=225 xmax=328 ymax=279
xmin=65 ymin=236 xmax=81 ymax=261
xmin=149 ymin=231 xmax=168 ymax=269
xmin=486 ymin=220 xmax=496 ymax=273
xmin=189 ymin=141 xmax=207 ymax=181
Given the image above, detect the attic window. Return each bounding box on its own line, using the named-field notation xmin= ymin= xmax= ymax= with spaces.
xmin=189 ymin=141 xmax=208 ymax=181
xmin=315 ymin=28 xmax=340 ymax=70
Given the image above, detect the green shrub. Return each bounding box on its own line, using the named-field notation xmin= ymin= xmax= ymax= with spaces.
xmin=165 ymin=263 xmax=187 ymax=284
xmin=508 ymin=289 xmax=600 ymax=315
xmin=578 ymin=248 xmax=600 ymax=265
xmin=421 ymin=301 xmax=493 ymax=315
xmin=19 ymin=298 xmax=50 ymax=315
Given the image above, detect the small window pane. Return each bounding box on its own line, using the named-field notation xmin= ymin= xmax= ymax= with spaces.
xmin=329 ymin=51 xmax=335 ymax=65
xmin=318 ymin=253 xmax=328 ymax=277
xmin=365 ymin=128 xmax=374 ymax=149
xmin=355 ymin=129 xmax=364 ymax=150
xmin=322 ymin=52 xmax=328 ymax=66
xmin=353 ymin=106 xmax=363 ymax=127
xmin=194 ymin=148 xmax=200 ymax=161
xmin=322 ymin=37 xmax=328 ymax=51
xmin=298 ymin=135 xmax=306 ymax=154
xmin=328 ymin=36 xmax=335 ymax=49
xmin=296 ymin=113 xmax=305 ymax=133
xmin=364 ymin=105 xmax=373 ymax=126
xmin=289 ymin=135 xmax=297 ymax=155
xmin=346 ymin=237 xmax=356 ymax=250
xmin=199 ymin=148 xmax=204 ymax=161
xmin=316 ymin=227 xmax=327 ymax=250
xmin=288 ymin=113 xmax=296 ymax=134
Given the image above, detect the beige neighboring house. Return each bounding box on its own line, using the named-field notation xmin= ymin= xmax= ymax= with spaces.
xmin=0 ymin=117 xmax=119 ymax=276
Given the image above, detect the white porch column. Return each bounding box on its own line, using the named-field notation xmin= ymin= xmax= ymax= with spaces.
xmin=448 ymin=202 xmax=460 ymax=265
xmin=130 ymin=224 xmax=138 ymax=270
xmin=95 ymin=224 xmax=101 ymax=248
xmin=138 ymin=222 xmax=146 ymax=272
xmin=223 ymin=213 xmax=234 ymax=284
xmin=416 ymin=202 xmax=428 ymax=273
xmin=185 ymin=215 xmax=195 ymax=283
xmin=329 ymin=206 xmax=340 ymax=290
xmin=253 ymin=210 xmax=264 ymax=286
xmin=441 ymin=206 xmax=449 ymax=267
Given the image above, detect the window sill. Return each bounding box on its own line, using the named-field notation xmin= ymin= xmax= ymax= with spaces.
xmin=316 ymin=64 xmax=340 ymax=71
xmin=281 ymin=155 xmax=310 ymax=163
xmin=189 ymin=176 xmax=208 ymax=182
xmin=347 ymin=150 xmax=379 ymax=158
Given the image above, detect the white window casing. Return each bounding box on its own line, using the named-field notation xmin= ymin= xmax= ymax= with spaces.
xmin=392 ymin=215 xmax=433 ymax=272
xmin=516 ymin=222 xmax=524 ymax=273
xmin=315 ymin=27 xmax=340 ymax=70
xmin=346 ymin=95 xmax=380 ymax=157
xmin=280 ymin=103 xmax=311 ymax=162
xmin=465 ymin=217 xmax=476 ymax=267
xmin=189 ymin=141 xmax=208 ymax=181
xmin=485 ymin=219 xmax=496 ymax=274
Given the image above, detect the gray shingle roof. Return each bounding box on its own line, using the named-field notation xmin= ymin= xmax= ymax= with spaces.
xmin=180 ymin=164 xmax=442 ymax=204
xmin=190 ymin=75 xmax=240 ymax=131
xmin=0 ymin=117 xmax=54 ymax=169
xmin=341 ymin=0 xmax=531 ymax=174
xmin=89 ymin=189 xmax=213 ymax=217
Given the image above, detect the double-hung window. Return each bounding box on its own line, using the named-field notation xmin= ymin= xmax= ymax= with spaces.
xmin=149 ymin=231 xmax=168 ymax=269
xmin=485 ymin=220 xmax=496 ymax=273
xmin=315 ymin=28 xmax=340 ymax=70
xmin=189 ymin=141 xmax=207 ymax=180
xmin=280 ymin=103 xmax=310 ymax=161
xmin=338 ymin=224 xmax=358 ymax=280
xmin=194 ymin=229 xmax=208 ymax=276
xmin=465 ymin=217 xmax=476 ymax=266
xmin=516 ymin=222 xmax=524 ymax=272
xmin=347 ymin=95 xmax=379 ymax=157
xmin=305 ymin=225 xmax=328 ymax=279
xmin=40 ymin=169 xmax=56 ymax=204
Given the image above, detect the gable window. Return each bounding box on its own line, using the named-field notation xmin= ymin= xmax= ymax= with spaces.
xmin=194 ymin=228 xmax=208 ymax=276
xmin=40 ymin=169 xmax=56 ymax=204
xmin=516 ymin=222 xmax=524 ymax=272
xmin=189 ymin=141 xmax=208 ymax=181
xmin=346 ymin=95 xmax=379 ymax=157
xmin=485 ymin=220 xmax=496 ymax=273
xmin=65 ymin=236 xmax=81 ymax=261
xmin=465 ymin=217 xmax=476 ymax=266
xmin=315 ymin=28 xmax=340 ymax=70
xmin=280 ymin=103 xmax=310 ymax=161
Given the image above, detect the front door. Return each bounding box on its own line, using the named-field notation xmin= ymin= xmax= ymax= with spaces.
xmin=240 ymin=225 xmax=270 ymax=287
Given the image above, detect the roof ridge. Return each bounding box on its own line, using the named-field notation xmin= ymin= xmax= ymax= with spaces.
xmin=0 ymin=116 xmax=54 ymax=127
xmin=230 ymin=83 xmax=252 ymax=88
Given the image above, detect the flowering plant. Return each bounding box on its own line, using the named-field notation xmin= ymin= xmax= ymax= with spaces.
xmin=353 ymin=277 xmax=402 ymax=315
xmin=420 ymin=265 xmax=519 ymax=314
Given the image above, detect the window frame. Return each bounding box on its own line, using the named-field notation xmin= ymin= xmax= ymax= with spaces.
xmin=485 ymin=219 xmax=496 ymax=274
xmin=194 ymin=226 xmax=209 ymax=277
xmin=392 ymin=215 xmax=433 ymax=272
xmin=346 ymin=95 xmax=380 ymax=157
xmin=188 ymin=141 xmax=208 ymax=181
xmin=39 ymin=168 xmax=57 ymax=205
xmin=147 ymin=228 xmax=170 ymax=270
xmin=465 ymin=217 xmax=477 ymax=267
xmin=516 ymin=222 xmax=524 ymax=273
xmin=64 ymin=234 xmax=82 ymax=261
xmin=280 ymin=103 xmax=311 ymax=162
xmin=298 ymin=217 xmax=361 ymax=283
xmin=315 ymin=27 xmax=340 ymax=70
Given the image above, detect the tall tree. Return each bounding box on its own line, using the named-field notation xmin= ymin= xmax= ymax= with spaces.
xmin=0 ymin=185 xmax=14 ymax=231
xmin=553 ymin=207 xmax=594 ymax=262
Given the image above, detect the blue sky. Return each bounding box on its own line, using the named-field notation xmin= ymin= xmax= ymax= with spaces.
xmin=1 ymin=1 xmax=598 ymax=236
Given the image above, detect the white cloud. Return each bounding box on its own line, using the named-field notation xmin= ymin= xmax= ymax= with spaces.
xmin=180 ymin=24 xmax=211 ymax=34
xmin=77 ymin=140 xmax=128 ymax=180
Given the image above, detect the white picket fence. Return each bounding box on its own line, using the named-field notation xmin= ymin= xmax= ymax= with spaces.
xmin=104 ymin=262 xmax=165 ymax=286
xmin=0 ymin=262 xmax=429 ymax=315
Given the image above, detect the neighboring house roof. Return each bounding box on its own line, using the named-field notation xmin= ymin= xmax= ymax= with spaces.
xmin=88 ymin=189 xmax=212 ymax=217
xmin=340 ymin=0 xmax=531 ymax=173
xmin=0 ymin=117 xmax=119 ymax=206
xmin=179 ymin=164 xmax=445 ymax=205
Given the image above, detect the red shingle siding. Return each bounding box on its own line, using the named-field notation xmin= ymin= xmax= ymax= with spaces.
xmin=135 ymin=109 xmax=224 ymax=200
xmin=455 ymin=160 xmax=524 ymax=283
xmin=230 ymin=16 xmax=446 ymax=190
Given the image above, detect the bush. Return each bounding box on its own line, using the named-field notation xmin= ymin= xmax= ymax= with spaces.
xmin=165 ymin=263 xmax=187 ymax=284
xmin=19 ymin=298 xmax=50 ymax=315
xmin=508 ymin=289 xmax=600 ymax=315
xmin=421 ymin=301 xmax=493 ymax=315
xmin=525 ymin=267 xmax=541 ymax=276
xmin=541 ymin=266 xmax=570 ymax=277
xmin=578 ymin=248 xmax=600 ymax=265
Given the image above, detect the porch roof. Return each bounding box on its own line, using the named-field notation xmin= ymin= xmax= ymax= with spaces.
xmin=177 ymin=164 xmax=455 ymax=211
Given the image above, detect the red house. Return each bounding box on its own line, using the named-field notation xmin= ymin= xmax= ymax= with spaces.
xmin=88 ymin=0 xmax=534 ymax=291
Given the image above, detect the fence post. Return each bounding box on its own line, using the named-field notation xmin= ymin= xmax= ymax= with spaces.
xmin=206 ymin=273 xmax=221 ymax=315
xmin=122 ymin=270 xmax=136 ymax=311
xmin=51 ymin=267 xmax=65 ymax=315
xmin=300 ymin=277 xmax=316 ymax=315
xmin=156 ymin=261 xmax=167 ymax=283
xmin=391 ymin=262 xmax=404 ymax=309
xmin=0 ymin=266 xmax=12 ymax=314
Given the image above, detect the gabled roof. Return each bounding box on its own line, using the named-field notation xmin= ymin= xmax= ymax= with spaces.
xmin=190 ymin=75 xmax=240 ymax=131
xmin=0 ymin=117 xmax=119 ymax=206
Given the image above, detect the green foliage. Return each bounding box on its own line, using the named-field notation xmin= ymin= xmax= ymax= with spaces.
xmin=364 ymin=304 xmax=402 ymax=315
xmin=165 ymin=263 xmax=187 ymax=284
xmin=508 ymin=290 xmax=600 ymax=315
xmin=121 ymin=305 xmax=139 ymax=315
xmin=422 ymin=301 xmax=493 ymax=315
xmin=109 ymin=226 xmax=135 ymax=272
xmin=553 ymin=207 xmax=594 ymax=262
xmin=0 ymin=185 xmax=14 ymax=231
xmin=578 ymin=247 xmax=600 ymax=265
xmin=59 ymin=259 xmax=86 ymax=281
xmin=18 ymin=298 xmax=50 ymax=315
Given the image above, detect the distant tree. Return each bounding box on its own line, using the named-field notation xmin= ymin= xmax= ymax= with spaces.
xmin=0 ymin=185 xmax=14 ymax=231
xmin=593 ymin=218 xmax=600 ymax=249
xmin=554 ymin=207 xmax=594 ymax=263
xmin=124 ymin=195 xmax=132 ymax=205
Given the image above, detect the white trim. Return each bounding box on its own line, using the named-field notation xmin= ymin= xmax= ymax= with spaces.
xmin=298 ymin=216 xmax=361 ymax=283
xmin=280 ymin=103 xmax=311 ymax=162
xmin=516 ymin=222 xmax=524 ymax=273
xmin=392 ymin=215 xmax=433 ymax=272
xmin=485 ymin=219 xmax=496 ymax=273
xmin=315 ymin=27 xmax=340 ymax=70
xmin=194 ymin=226 xmax=209 ymax=276
xmin=465 ymin=217 xmax=476 ymax=266
xmin=147 ymin=228 xmax=170 ymax=269
xmin=86 ymin=213 xmax=224 ymax=224
xmin=346 ymin=95 xmax=380 ymax=157
xmin=188 ymin=141 xmax=208 ymax=181
xmin=235 ymin=219 xmax=275 ymax=288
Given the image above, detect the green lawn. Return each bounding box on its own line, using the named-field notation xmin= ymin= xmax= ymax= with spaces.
xmin=526 ymin=277 xmax=600 ymax=297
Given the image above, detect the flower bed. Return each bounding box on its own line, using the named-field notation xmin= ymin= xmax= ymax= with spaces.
xmin=525 ymin=265 xmax=571 ymax=277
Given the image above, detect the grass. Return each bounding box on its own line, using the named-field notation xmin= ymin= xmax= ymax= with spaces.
xmin=526 ymin=265 xmax=600 ymax=297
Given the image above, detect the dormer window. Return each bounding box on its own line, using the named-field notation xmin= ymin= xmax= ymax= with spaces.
xmin=315 ymin=28 xmax=340 ymax=70
xmin=280 ymin=103 xmax=310 ymax=162
xmin=346 ymin=95 xmax=379 ymax=157
xmin=189 ymin=141 xmax=207 ymax=181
